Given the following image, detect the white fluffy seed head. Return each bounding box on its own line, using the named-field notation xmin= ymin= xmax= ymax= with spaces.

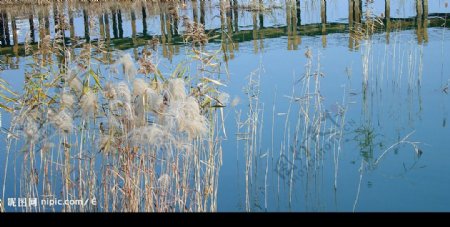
xmin=108 ymin=99 xmax=123 ymax=112
xmin=80 ymin=90 xmax=98 ymax=117
xmin=166 ymin=97 xmax=207 ymax=139
xmin=107 ymin=114 xmax=121 ymax=130
xmin=129 ymin=125 xmax=167 ymax=146
xmin=69 ymin=77 xmax=83 ymax=93
xmin=167 ymin=78 xmax=187 ymax=102
xmin=61 ymin=93 xmax=75 ymax=107
xmin=145 ymin=88 xmax=163 ymax=113
xmin=104 ymin=82 xmax=117 ymax=100
xmin=117 ymin=53 xmax=137 ymax=82
xmin=183 ymin=96 xmax=202 ymax=116
xmin=108 ymin=99 xmax=134 ymax=126
xmin=49 ymin=109 xmax=73 ymax=133
xmin=134 ymin=94 xmax=146 ymax=127
xmin=181 ymin=97 xmax=208 ymax=138
xmin=122 ymin=102 xmax=135 ymax=122
xmin=99 ymin=134 xmax=116 ymax=153
xmin=24 ymin=117 xmax=38 ymax=141
xmin=133 ymin=78 xmax=149 ymax=97
xmin=116 ymin=82 xmax=132 ymax=104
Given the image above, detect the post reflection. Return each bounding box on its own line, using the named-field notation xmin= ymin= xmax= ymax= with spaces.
xmin=416 ymin=0 xmax=429 ymax=44
xmin=287 ymin=0 xmax=300 ymax=50
xmin=0 ymin=0 xmax=445 ymax=63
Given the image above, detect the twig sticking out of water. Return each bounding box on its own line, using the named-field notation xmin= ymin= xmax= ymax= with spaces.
xmin=374 ymin=130 xmax=420 ymax=166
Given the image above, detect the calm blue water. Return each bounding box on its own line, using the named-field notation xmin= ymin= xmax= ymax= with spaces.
xmin=1 ymin=0 xmax=449 ymax=211
xmin=216 ymin=29 xmax=450 ymax=211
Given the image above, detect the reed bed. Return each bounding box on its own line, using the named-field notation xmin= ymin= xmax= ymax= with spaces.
xmin=232 ymin=1 xmax=428 ymax=211
xmin=234 ymin=47 xmax=351 ymax=211
xmin=1 ymin=11 xmax=226 ymax=211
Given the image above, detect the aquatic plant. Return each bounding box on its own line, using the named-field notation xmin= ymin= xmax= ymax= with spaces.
xmin=1 ymin=12 xmax=227 ymax=212
xmin=0 ymin=77 xmax=17 ymax=112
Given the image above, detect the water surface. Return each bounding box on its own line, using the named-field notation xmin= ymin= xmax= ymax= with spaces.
xmin=1 ymin=0 xmax=449 ymax=212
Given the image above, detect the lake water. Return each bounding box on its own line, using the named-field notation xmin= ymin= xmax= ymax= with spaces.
xmin=1 ymin=0 xmax=449 ymax=212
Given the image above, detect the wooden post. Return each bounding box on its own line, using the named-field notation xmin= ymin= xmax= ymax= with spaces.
xmin=142 ymin=5 xmax=148 ymax=36
xmin=83 ymin=9 xmax=90 ymax=42
xmin=192 ymin=0 xmax=198 ymax=23
xmin=349 ymin=0 xmax=354 ymax=50
xmin=104 ymin=13 xmax=111 ymax=43
xmin=423 ymin=0 xmax=428 ymax=43
xmin=118 ymin=9 xmax=124 ymax=38
xmin=99 ymin=14 xmax=105 ymax=40
xmin=4 ymin=11 xmax=11 ymax=46
xmin=68 ymin=4 xmax=75 ymax=42
xmin=12 ymin=15 xmax=18 ymax=55
xmin=0 ymin=11 xmax=5 ymax=46
xmin=29 ymin=14 xmax=36 ymax=43
xmin=296 ymin=0 xmax=301 ymax=26
xmin=354 ymin=0 xmax=361 ymax=23
xmin=321 ymin=0 xmax=327 ymax=48
xmin=112 ymin=9 xmax=118 ymax=39
xmin=416 ymin=0 xmax=423 ymax=43
xmin=259 ymin=0 xmax=264 ymax=28
xmin=200 ymin=0 xmax=206 ymax=25
xmin=233 ymin=0 xmax=239 ymax=32
xmin=385 ymin=0 xmax=390 ymax=44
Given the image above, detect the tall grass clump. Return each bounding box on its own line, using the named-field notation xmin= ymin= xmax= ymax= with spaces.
xmin=235 ymin=47 xmax=350 ymax=211
xmin=235 ymin=63 xmax=264 ymax=212
xmin=1 ymin=10 xmax=226 ymax=212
